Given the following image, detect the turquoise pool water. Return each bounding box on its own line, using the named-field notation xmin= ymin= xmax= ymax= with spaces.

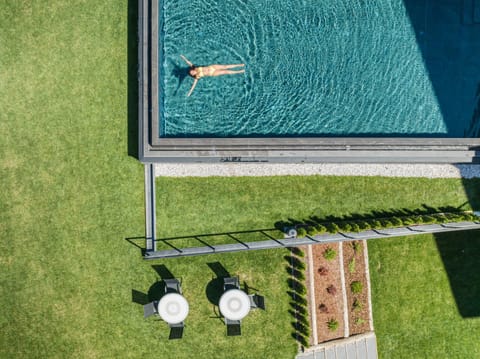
xmin=159 ymin=0 xmax=480 ymax=138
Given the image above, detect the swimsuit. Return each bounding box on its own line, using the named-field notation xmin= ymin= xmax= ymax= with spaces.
xmin=196 ymin=66 xmax=215 ymax=79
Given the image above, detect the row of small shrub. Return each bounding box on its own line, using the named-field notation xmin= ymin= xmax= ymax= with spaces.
xmin=294 ymin=212 xmax=478 ymax=237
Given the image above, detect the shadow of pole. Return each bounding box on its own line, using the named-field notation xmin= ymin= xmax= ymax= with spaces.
xmin=127 ymin=0 xmax=139 ymax=158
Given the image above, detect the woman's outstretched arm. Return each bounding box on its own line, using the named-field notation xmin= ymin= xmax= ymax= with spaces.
xmin=180 ymin=55 xmax=194 ymax=67
xmin=187 ymin=78 xmax=198 ymax=97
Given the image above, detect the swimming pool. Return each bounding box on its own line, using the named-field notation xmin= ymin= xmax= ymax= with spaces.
xmin=139 ymin=0 xmax=480 ymax=163
xmin=159 ymin=0 xmax=480 ymax=138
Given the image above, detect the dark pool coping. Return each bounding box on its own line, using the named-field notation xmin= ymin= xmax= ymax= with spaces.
xmin=139 ymin=0 xmax=480 ymax=164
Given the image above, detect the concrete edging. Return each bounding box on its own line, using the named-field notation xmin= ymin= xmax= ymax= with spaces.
xmin=306 ymin=245 xmax=318 ymax=346
xmin=363 ymin=240 xmax=375 ymax=331
xmin=339 ymin=243 xmax=349 ymax=338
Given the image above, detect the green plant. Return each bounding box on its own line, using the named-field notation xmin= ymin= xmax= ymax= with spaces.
xmin=381 ymin=219 xmax=393 ymax=228
xmin=370 ymin=220 xmax=382 ymax=229
xmin=351 ymin=281 xmax=363 ymax=294
xmin=327 ymin=319 xmax=339 ymax=331
xmin=351 ymin=223 xmax=361 ymax=232
xmin=391 ymin=217 xmax=403 ymax=226
xmin=348 ymin=258 xmax=356 ymax=273
xmin=414 ymin=215 xmax=424 ymax=224
xmin=307 ymin=226 xmax=318 ymax=236
xmin=422 ymin=215 xmax=436 ymax=224
xmin=296 ymin=227 xmax=307 ymax=237
xmin=351 ymin=241 xmax=362 ymax=254
xmin=462 ymin=213 xmax=475 ymax=221
xmin=352 ymin=298 xmax=363 ymax=311
xmin=339 ymin=222 xmax=352 ymax=232
xmin=354 ymin=317 xmax=366 ymax=325
xmin=326 ymin=222 xmax=339 ymax=233
xmin=314 ymin=223 xmax=327 ymax=233
xmin=323 ymin=247 xmax=337 ymax=260
xmin=358 ymin=221 xmax=371 ymax=230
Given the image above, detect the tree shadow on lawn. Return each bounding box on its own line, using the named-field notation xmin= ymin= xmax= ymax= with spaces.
xmin=435 ymin=229 xmax=480 ymax=318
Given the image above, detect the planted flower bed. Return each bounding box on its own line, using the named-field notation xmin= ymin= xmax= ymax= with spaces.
xmin=343 ymin=240 xmax=371 ymax=335
xmin=312 ymin=243 xmax=345 ymax=343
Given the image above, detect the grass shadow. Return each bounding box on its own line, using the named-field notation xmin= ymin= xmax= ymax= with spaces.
xmin=207 ymin=261 xmax=230 ymax=278
xmin=131 ymin=289 xmax=149 ymax=305
xmin=151 ymin=264 xmax=175 ymax=280
xmin=127 ymin=0 xmax=139 ymax=158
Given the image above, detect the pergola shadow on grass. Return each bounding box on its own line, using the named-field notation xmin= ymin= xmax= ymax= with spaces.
xmin=134 ymin=204 xmax=480 ymax=259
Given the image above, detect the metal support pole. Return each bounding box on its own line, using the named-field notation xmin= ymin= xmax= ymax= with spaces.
xmin=144 ymin=164 xmax=157 ymax=252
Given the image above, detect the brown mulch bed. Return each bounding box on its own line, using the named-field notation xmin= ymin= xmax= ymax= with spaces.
xmin=311 ymin=243 xmax=345 ymax=343
xmin=342 ymin=240 xmax=371 ymax=335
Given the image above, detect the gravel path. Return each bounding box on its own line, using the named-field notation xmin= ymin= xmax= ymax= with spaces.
xmin=155 ymin=163 xmax=480 ymax=178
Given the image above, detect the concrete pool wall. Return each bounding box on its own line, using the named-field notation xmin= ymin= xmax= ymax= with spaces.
xmin=139 ymin=0 xmax=480 ymax=164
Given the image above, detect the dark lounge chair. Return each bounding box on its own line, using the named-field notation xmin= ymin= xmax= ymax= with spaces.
xmin=225 ymin=318 xmax=241 ymax=336
xmin=164 ymin=278 xmax=182 ymax=294
xmin=223 ymin=276 xmax=240 ymax=291
xmin=143 ymin=301 xmax=158 ymax=318
xmin=248 ymin=293 xmax=266 ymax=310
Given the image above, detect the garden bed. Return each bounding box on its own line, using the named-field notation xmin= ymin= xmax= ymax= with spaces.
xmin=343 ymin=240 xmax=371 ymax=335
xmin=311 ymin=243 xmax=345 ymax=343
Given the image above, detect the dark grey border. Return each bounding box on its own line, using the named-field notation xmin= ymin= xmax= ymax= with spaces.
xmin=144 ymin=222 xmax=480 ymax=259
xmin=139 ymin=0 xmax=480 ymax=164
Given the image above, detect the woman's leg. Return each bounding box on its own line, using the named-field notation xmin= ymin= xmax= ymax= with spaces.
xmin=213 ymin=64 xmax=245 ymax=70
xmin=214 ymin=69 xmax=245 ymax=76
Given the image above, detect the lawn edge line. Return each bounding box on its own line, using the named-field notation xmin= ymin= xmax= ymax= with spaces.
xmin=307 ymin=244 xmax=318 ymax=345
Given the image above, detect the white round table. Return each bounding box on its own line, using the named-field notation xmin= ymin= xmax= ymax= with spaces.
xmin=157 ymin=293 xmax=189 ymax=324
xmin=219 ymin=289 xmax=251 ymax=321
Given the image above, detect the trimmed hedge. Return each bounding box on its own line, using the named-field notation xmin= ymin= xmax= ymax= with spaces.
xmin=288 ymin=211 xmax=478 ymax=237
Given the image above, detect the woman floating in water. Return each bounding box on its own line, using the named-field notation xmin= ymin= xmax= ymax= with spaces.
xmin=180 ymin=55 xmax=245 ymax=97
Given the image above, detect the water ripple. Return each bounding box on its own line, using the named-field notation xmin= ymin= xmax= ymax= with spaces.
xmin=161 ymin=0 xmax=448 ymax=137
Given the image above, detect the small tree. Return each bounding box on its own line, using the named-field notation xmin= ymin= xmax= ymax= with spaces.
xmin=323 ymin=247 xmax=337 ymax=261
xmin=327 ymin=318 xmax=339 ymax=331
xmin=318 ymin=303 xmax=329 ymax=313
xmin=352 ymin=298 xmax=362 ymax=311
xmin=351 ymin=281 xmax=363 ymax=294
xmin=318 ymin=266 xmax=329 ymax=276
xmin=296 ymin=227 xmax=307 ymax=237
xmin=326 ymin=285 xmax=337 ymax=295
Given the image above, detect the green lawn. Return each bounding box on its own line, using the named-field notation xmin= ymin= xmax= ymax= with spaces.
xmin=369 ymin=231 xmax=480 ymax=359
xmin=156 ymin=175 xmax=480 ymax=238
xmin=2 ymin=0 xmax=480 ymax=358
